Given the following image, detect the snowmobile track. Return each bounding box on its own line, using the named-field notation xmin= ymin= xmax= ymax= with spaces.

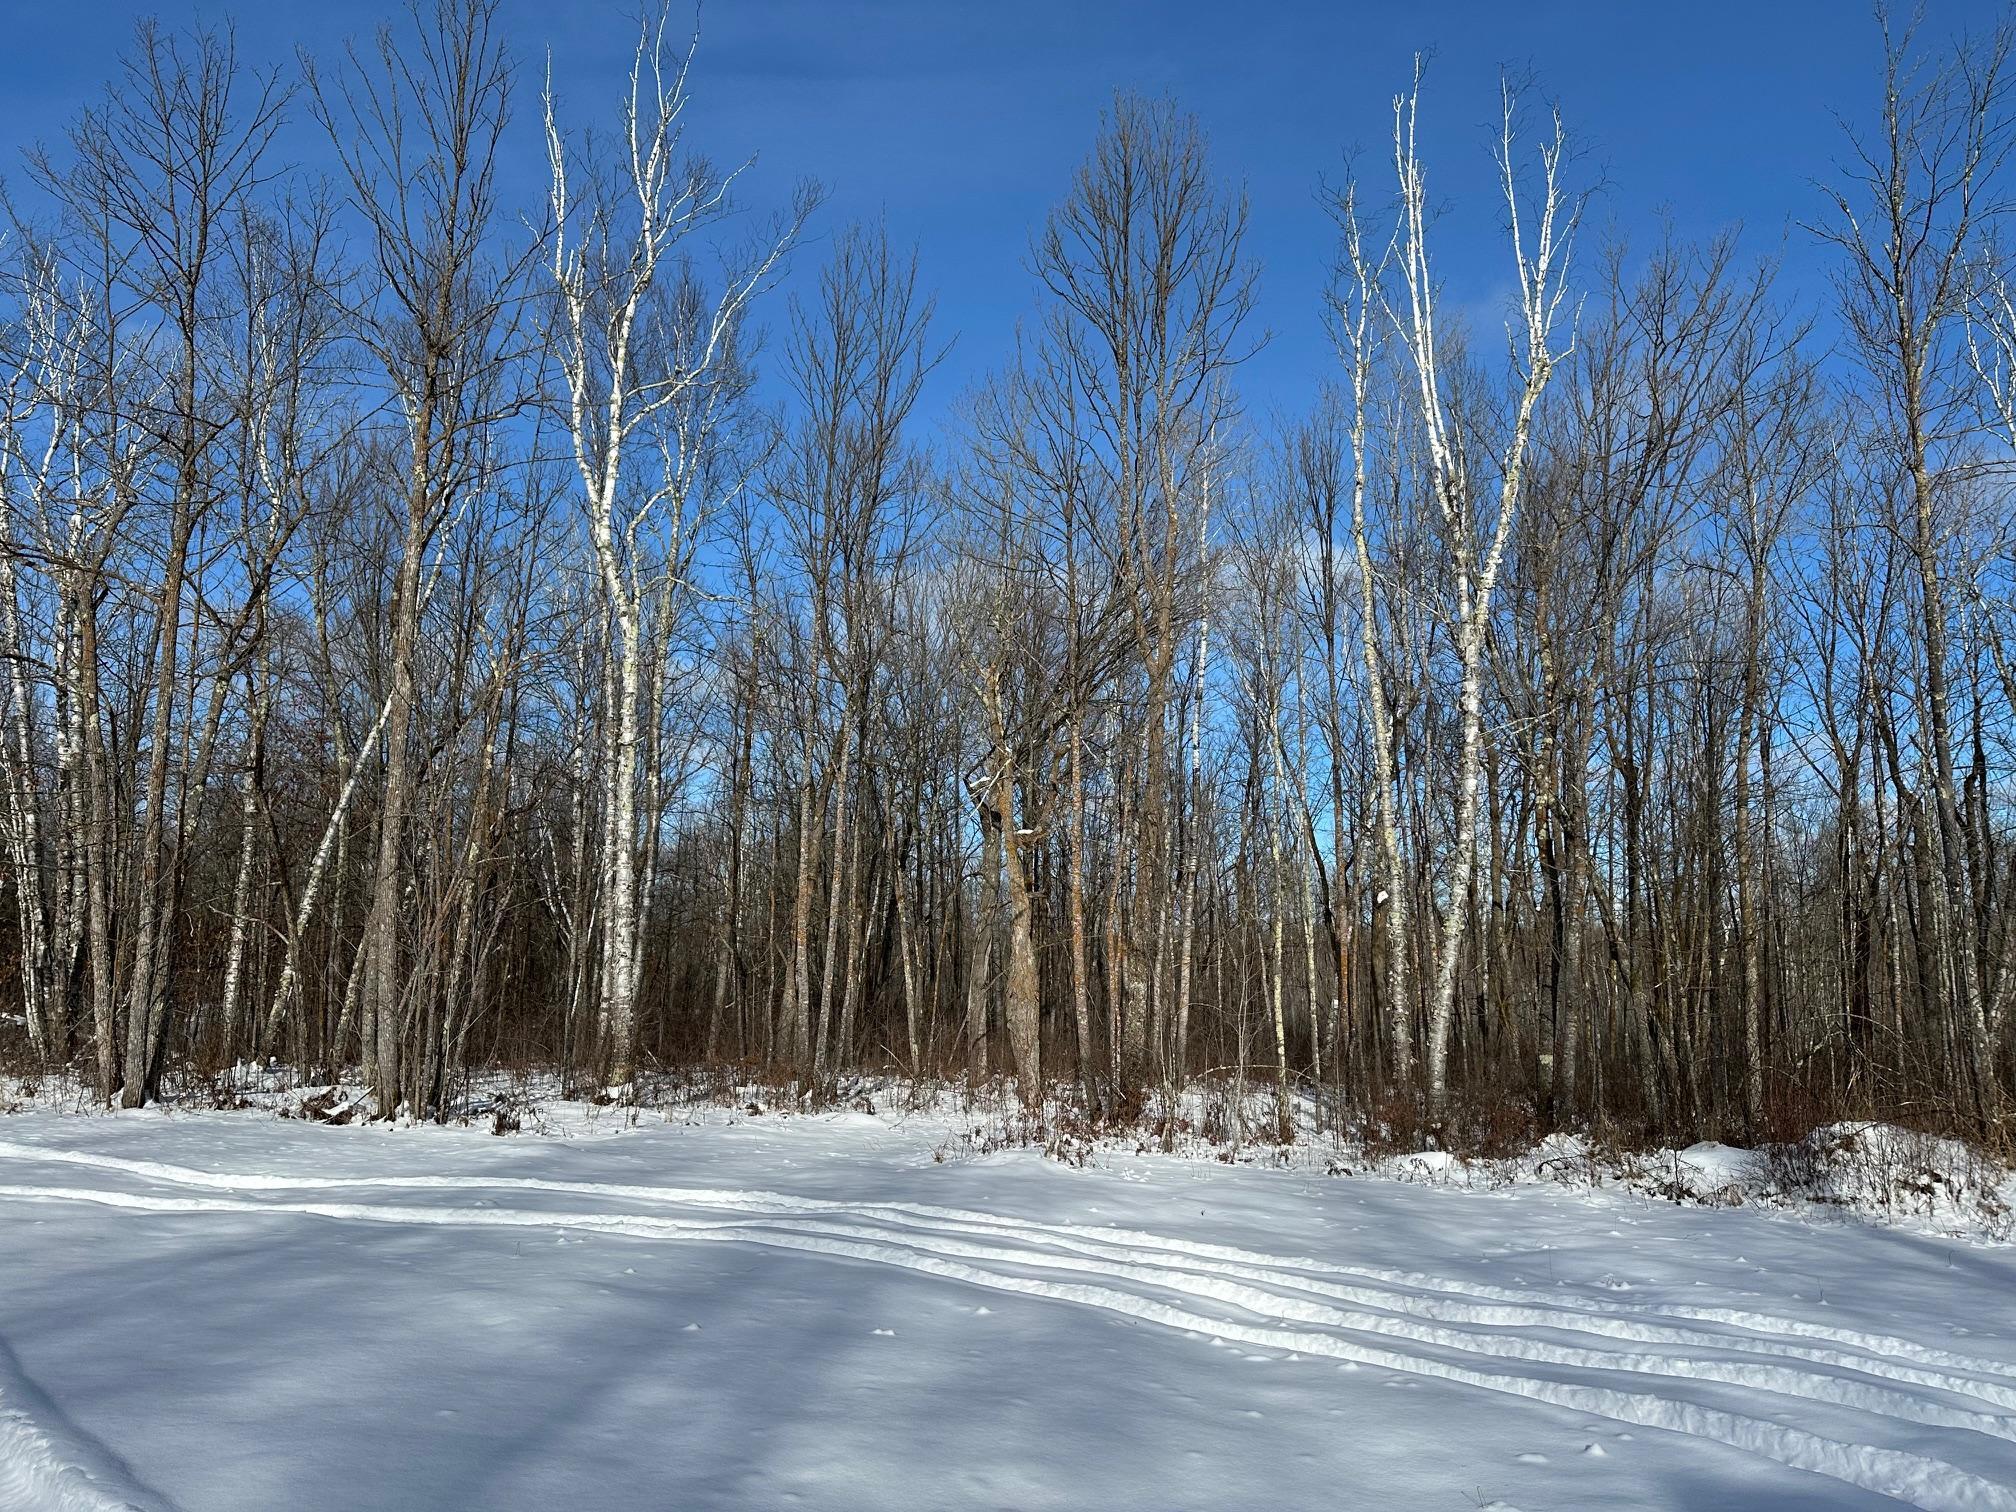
xmin=2 ymin=1140 xmax=2015 ymax=1509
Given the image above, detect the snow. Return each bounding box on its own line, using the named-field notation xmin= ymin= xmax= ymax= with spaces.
xmin=2 ymin=1097 xmax=2015 ymax=1509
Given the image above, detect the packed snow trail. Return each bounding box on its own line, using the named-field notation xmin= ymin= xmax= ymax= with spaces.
xmin=3 ymin=1145 xmax=2016 ymax=1507
xmin=5 ymin=1134 xmax=2016 ymax=1509
xmin=3 ymin=1138 xmax=2009 ymax=1401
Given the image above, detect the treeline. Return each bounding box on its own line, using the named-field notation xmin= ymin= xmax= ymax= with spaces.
xmin=2 ymin=1 xmax=2014 ymax=1147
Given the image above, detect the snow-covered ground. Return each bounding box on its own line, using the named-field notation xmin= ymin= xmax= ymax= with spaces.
xmin=3 ymin=1095 xmax=2015 ymax=1511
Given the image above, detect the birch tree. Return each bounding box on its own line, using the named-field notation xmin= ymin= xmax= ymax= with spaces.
xmin=544 ymin=9 xmax=812 ymax=1088
xmin=1385 ymin=67 xmax=1579 ymax=1109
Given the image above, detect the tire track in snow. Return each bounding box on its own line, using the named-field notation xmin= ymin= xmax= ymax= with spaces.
xmin=20 ymin=1157 xmax=1980 ymax=1448
xmin=675 ymin=1196 xmax=2016 ymax=1422
xmin=0 ymin=1177 xmax=2012 ymax=1511
xmin=757 ymin=1213 xmax=2016 ymax=1443
xmin=6 ymin=1140 xmax=2012 ymax=1411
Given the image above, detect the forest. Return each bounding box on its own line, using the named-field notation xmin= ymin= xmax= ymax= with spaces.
xmin=3 ymin=0 xmax=2013 ymax=1157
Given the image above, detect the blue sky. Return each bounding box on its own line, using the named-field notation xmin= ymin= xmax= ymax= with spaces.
xmin=1 ymin=0 xmax=2003 ymax=428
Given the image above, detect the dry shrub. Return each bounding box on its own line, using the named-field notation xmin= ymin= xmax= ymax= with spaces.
xmin=1360 ymin=1087 xmax=1430 ymax=1161
xmin=1438 ymin=1091 xmax=1542 ymax=1161
xmin=1759 ymin=1075 xmax=1846 ymax=1148
xmin=1109 ymin=1081 xmax=1148 ymax=1128
xmin=1197 ymin=1085 xmax=1234 ymax=1146
xmin=0 ymin=1021 xmax=41 ymax=1079
xmin=1044 ymin=1105 xmax=1097 ymax=1167
xmin=931 ymin=1103 xmax=1048 ymax=1164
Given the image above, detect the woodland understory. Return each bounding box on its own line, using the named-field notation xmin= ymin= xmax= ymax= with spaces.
xmin=6 ymin=1 xmax=2016 ymax=1163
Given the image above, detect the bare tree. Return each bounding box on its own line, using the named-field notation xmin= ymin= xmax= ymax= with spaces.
xmin=1816 ymin=8 xmax=2016 ymax=1128
xmin=308 ymin=0 xmax=527 ymax=1115
xmin=1381 ymin=64 xmax=1580 ymax=1108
